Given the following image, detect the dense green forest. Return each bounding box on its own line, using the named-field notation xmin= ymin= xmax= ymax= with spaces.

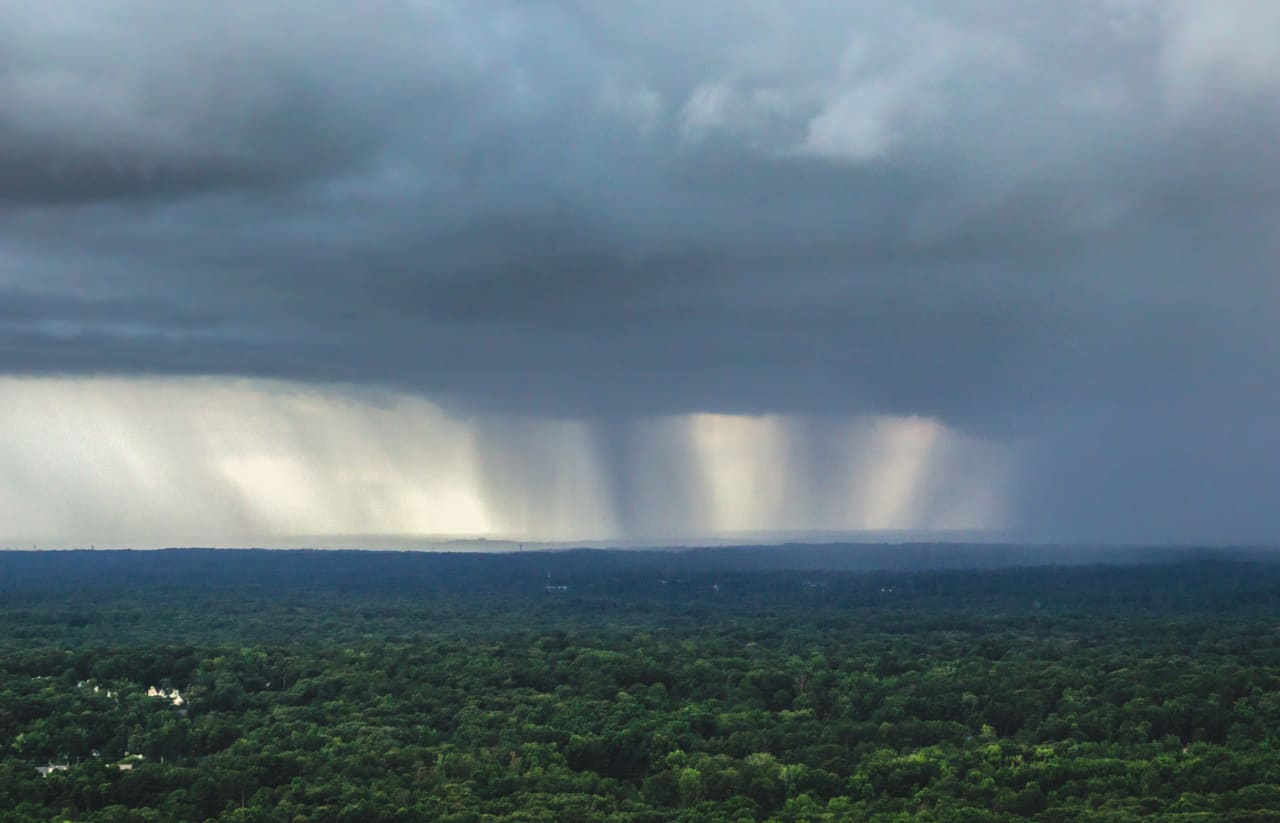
xmin=2 ymin=549 xmax=1280 ymax=821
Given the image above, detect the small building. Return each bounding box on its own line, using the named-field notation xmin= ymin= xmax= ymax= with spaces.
xmin=117 ymin=754 xmax=145 ymax=772
xmin=36 ymin=764 xmax=69 ymax=778
xmin=146 ymin=686 xmax=185 ymax=706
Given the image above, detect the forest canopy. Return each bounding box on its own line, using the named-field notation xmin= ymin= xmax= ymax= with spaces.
xmin=0 ymin=548 xmax=1278 ymax=821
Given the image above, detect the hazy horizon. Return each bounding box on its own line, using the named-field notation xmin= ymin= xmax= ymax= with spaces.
xmin=2 ymin=531 xmax=1265 ymax=554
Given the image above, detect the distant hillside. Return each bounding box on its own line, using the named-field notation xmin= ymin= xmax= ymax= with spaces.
xmin=0 ymin=542 xmax=1268 ymax=595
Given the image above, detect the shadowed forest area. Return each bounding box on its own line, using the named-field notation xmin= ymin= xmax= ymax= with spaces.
xmin=1 ymin=548 xmax=1279 ymax=821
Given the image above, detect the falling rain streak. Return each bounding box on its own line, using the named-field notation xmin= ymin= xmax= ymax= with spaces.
xmin=0 ymin=377 xmax=1009 ymax=548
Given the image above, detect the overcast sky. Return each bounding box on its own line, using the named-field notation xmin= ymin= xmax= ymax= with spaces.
xmin=2 ymin=1 xmax=1278 ymax=547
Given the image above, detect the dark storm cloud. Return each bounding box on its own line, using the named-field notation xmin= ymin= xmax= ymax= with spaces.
xmin=2 ymin=0 xmax=1280 ymax=541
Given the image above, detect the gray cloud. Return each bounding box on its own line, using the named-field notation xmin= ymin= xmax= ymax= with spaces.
xmin=2 ymin=0 xmax=1279 ymax=542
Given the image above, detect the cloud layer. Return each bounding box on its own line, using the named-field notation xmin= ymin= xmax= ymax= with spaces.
xmin=2 ymin=1 xmax=1278 ymax=542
